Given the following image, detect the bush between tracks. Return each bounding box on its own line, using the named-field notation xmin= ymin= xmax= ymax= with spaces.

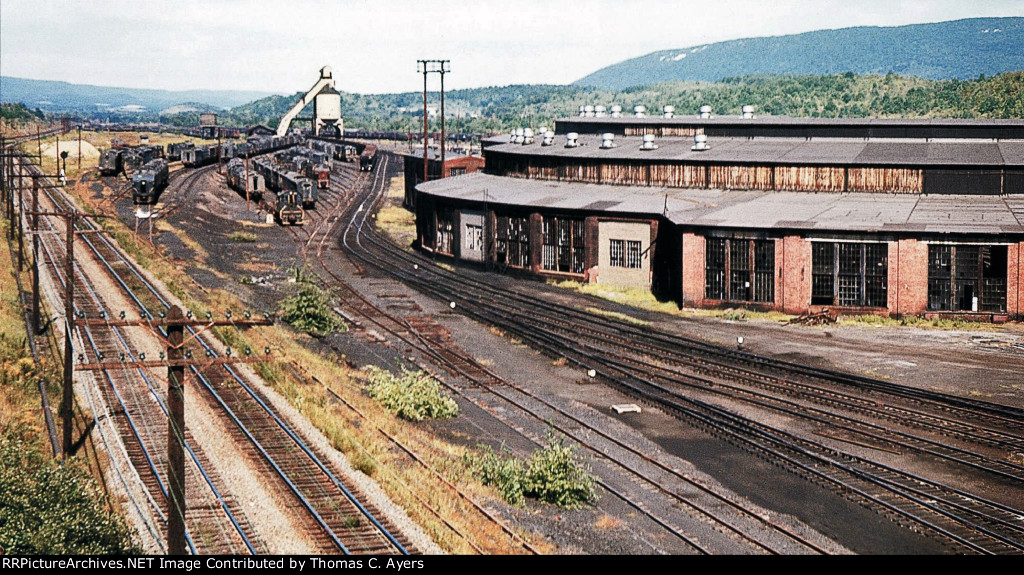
xmin=280 ymin=274 xmax=345 ymax=338
xmin=466 ymin=435 xmax=597 ymax=509
xmin=363 ymin=366 xmax=458 ymax=422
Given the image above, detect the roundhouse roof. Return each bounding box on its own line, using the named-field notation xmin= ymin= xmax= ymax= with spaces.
xmin=417 ymin=171 xmax=1024 ymax=237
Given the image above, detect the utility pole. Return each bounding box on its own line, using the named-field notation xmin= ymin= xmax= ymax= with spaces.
xmin=166 ymin=306 xmax=186 ymax=556
xmin=417 ymin=59 xmax=450 ymax=185
xmin=75 ymin=309 xmax=272 ymax=553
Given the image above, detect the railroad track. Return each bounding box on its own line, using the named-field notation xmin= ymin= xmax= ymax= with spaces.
xmin=331 ymin=153 xmax=1024 ymax=554
xmin=290 ymin=152 xmax=842 ymax=554
xmin=7 ymin=154 xmax=414 ymax=555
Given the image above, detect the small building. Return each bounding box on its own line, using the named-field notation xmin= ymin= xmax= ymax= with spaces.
xmin=403 ymin=150 xmax=485 ymax=209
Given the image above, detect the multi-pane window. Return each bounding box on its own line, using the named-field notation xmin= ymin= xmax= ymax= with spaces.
xmin=927 ymin=245 xmax=1007 ymax=312
xmin=449 ymin=167 xmax=467 ymax=177
xmin=811 ymin=242 xmax=888 ymax=307
xmin=705 ymin=238 xmax=774 ymax=303
xmin=609 ymin=239 xmax=642 ymax=269
xmin=495 ymin=215 xmax=530 ymax=268
xmin=542 ymin=217 xmax=585 ymax=273
xmin=464 ymin=224 xmax=483 ymax=252
xmin=436 ymin=207 xmax=454 ymax=255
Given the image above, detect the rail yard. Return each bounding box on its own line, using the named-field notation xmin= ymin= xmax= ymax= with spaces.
xmin=2 ymin=105 xmax=1024 ymax=557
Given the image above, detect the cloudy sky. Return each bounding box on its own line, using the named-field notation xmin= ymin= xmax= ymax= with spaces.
xmin=2 ymin=1 xmax=1022 ymax=95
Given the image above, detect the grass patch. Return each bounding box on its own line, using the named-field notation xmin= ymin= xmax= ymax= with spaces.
xmin=228 ymin=231 xmax=258 ymax=243
xmin=838 ymin=314 xmax=1003 ymax=331
xmin=465 ymin=434 xmax=597 ymax=509
xmin=362 ymin=366 xmax=459 ymax=422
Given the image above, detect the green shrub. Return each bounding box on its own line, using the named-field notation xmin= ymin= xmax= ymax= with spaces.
xmin=466 ymin=435 xmax=597 ymax=509
xmin=280 ymin=280 xmax=344 ymax=337
xmin=0 ymin=428 xmax=140 ymax=554
xmin=364 ymin=366 xmax=458 ymax=422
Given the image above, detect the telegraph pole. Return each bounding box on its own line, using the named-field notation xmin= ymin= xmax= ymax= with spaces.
xmin=417 ymin=60 xmax=450 ymax=185
xmin=166 ymin=306 xmax=186 ymax=555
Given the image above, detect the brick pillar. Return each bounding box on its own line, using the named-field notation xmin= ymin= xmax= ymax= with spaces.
xmin=681 ymin=232 xmax=705 ymax=307
xmin=1008 ymin=242 xmax=1024 ymax=320
xmin=528 ymin=212 xmax=542 ymax=273
xmin=891 ymin=239 xmax=929 ymax=317
xmin=780 ymin=236 xmax=810 ymax=315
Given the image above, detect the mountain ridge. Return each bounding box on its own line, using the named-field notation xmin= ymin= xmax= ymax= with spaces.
xmin=574 ymin=17 xmax=1024 ymax=91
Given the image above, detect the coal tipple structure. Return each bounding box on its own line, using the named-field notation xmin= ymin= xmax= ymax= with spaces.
xmin=412 ymin=111 xmax=1024 ymax=321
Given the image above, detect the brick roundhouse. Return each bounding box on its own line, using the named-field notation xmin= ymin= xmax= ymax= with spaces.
xmin=412 ymin=111 xmax=1024 ymax=321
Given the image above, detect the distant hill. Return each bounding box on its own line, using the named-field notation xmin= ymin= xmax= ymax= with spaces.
xmin=574 ymin=17 xmax=1024 ymax=91
xmin=0 ymin=76 xmax=278 ymax=114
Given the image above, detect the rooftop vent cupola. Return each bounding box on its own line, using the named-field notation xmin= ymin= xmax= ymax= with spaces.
xmin=595 ymin=105 xmax=607 ymax=118
xmin=691 ymin=133 xmax=710 ymax=151
xmin=640 ymin=134 xmax=658 ymax=151
xmin=584 ymin=105 xmax=596 ymax=118
xmin=542 ymin=131 xmax=555 ymax=146
xmin=699 ymin=105 xmax=713 ymax=119
xmin=509 ymin=129 xmax=518 ymax=143
xmin=634 ymin=105 xmax=647 ymax=118
xmin=522 ymin=128 xmax=535 ymax=145
xmin=578 ymin=106 xmax=587 ymax=117
xmin=663 ymin=105 xmax=675 ymax=119
xmin=513 ymin=127 xmax=525 ymax=144
xmin=610 ymin=105 xmax=623 ymax=118
xmin=742 ymin=105 xmax=756 ymax=119
xmin=565 ymin=132 xmax=580 ymax=148
xmin=600 ymin=133 xmax=617 ymax=149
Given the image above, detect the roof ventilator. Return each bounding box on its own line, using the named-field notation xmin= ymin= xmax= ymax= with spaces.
xmin=640 ymin=134 xmax=658 ymax=150
xmin=522 ymin=128 xmax=535 ymax=145
xmin=578 ymin=106 xmax=587 ymax=117
xmin=610 ymin=105 xmax=623 ymax=118
xmin=663 ymin=105 xmax=675 ymax=118
xmin=542 ymin=131 xmax=555 ymax=146
xmin=600 ymin=133 xmax=616 ymax=149
xmin=699 ymin=105 xmax=713 ymax=119
xmin=584 ymin=105 xmax=596 ymax=118
xmin=595 ymin=105 xmax=607 ymax=117
xmin=742 ymin=105 xmax=755 ymax=119
xmin=565 ymin=132 xmax=580 ymax=148
xmin=691 ymin=133 xmax=710 ymax=151
xmin=513 ymin=128 xmax=525 ymax=144
xmin=634 ymin=105 xmax=647 ymax=118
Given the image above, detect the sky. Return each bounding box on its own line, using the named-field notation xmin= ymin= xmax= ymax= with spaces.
xmin=2 ymin=1 xmax=1023 ymax=95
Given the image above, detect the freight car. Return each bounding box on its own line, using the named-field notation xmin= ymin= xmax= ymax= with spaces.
xmin=181 ymin=143 xmax=220 ymax=168
xmin=359 ymin=144 xmax=378 ymax=172
xmin=165 ymin=141 xmax=194 ymax=162
xmin=132 ymin=158 xmax=169 ymax=205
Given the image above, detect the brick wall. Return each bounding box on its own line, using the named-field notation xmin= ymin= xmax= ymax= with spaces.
xmin=681 ymin=233 xmax=705 ymax=306
xmin=779 ymin=236 xmax=811 ymax=314
xmin=891 ymin=239 xmax=929 ymax=316
xmin=1009 ymin=242 xmax=1024 ymax=319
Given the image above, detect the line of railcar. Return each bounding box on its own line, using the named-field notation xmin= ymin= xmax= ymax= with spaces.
xmin=99 ymin=144 xmax=165 ymax=176
xmin=252 ymin=157 xmax=306 ymax=225
xmin=359 ymin=144 xmax=378 ymax=172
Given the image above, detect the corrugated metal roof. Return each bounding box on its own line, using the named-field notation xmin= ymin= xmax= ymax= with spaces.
xmin=560 ymin=115 xmax=1024 ymax=128
xmin=485 ymin=134 xmax=1024 ymax=167
xmin=418 ymin=172 xmax=1024 ymax=235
